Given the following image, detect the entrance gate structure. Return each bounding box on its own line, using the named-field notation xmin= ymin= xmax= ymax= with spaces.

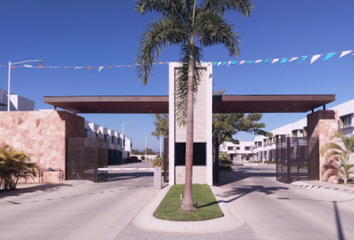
xmin=44 ymin=62 xmax=336 ymax=185
xmin=66 ymin=138 xmax=108 ymax=182
xmin=276 ymin=137 xmax=319 ymax=183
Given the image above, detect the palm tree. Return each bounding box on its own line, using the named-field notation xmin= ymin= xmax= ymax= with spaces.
xmin=0 ymin=143 xmax=39 ymax=190
xmin=135 ymin=0 xmax=253 ymax=212
xmin=321 ymin=131 xmax=354 ymax=184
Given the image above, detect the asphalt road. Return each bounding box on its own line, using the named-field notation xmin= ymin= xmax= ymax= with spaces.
xmin=0 ymin=162 xmax=159 ymax=240
xmin=1 ymin=163 xmax=353 ymax=240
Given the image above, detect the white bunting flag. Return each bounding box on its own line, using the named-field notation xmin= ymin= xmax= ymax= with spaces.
xmin=240 ymin=60 xmax=245 ymax=64
xmin=339 ymin=50 xmax=352 ymax=58
xmin=271 ymin=59 xmax=279 ymax=64
xmin=98 ymin=66 xmax=104 ymax=72
xmin=289 ymin=57 xmax=299 ymax=62
xmin=255 ymin=59 xmax=262 ymax=63
xmin=227 ymin=61 xmax=232 ymax=66
xmin=74 ymin=66 xmax=83 ymax=69
xmin=310 ymin=54 xmax=321 ymax=64
xmin=23 ymin=64 xmax=33 ymax=68
xmin=217 ymin=62 xmax=222 ymax=66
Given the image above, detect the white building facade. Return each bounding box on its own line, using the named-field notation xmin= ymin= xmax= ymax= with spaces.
xmin=221 ymin=99 xmax=354 ymax=163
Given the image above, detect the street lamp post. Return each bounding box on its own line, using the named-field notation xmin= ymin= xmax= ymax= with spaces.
xmin=8 ymin=60 xmax=43 ymax=111
xmin=122 ymin=121 xmax=134 ymax=136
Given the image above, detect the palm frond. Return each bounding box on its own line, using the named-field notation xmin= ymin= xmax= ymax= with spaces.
xmin=202 ymin=0 xmax=254 ymax=16
xmin=135 ymin=16 xmax=187 ymax=84
xmin=175 ymin=44 xmax=204 ymax=126
xmin=195 ymin=10 xmax=240 ymax=56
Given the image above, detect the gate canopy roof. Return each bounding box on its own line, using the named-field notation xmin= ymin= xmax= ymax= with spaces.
xmin=44 ymin=94 xmax=335 ymax=114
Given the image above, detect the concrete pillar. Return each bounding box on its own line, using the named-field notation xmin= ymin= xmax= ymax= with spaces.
xmin=307 ymin=110 xmax=338 ymax=181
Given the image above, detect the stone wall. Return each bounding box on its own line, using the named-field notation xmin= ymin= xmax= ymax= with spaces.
xmin=0 ymin=111 xmax=84 ymax=183
xmin=175 ymin=166 xmax=207 ymax=184
xmin=307 ymin=110 xmax=339 ymax=182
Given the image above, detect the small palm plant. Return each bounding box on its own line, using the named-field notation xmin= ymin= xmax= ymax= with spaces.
xmin=321 ymin=131 xmax=354 ymax=185
xmin=0 ymin=143 xmax=39 ymax=190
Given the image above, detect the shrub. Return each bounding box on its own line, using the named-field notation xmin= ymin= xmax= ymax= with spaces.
xmin=150 ymin=157 xmax=164 ymax=169
xmin=219 ymin=165 xmax=231 ymax=170
xmin=0 ymin=143 xmax=40 ymax=190
xmin=141 ymin=155 xmax=145 ymax=160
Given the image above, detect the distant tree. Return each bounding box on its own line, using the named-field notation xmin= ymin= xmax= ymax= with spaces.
xmin=321 ymin=131 xmax=354 ymax=184
xmin=151 ymin=114 xmax=169 ymax=139
xmin=213 ymin=112 xmax=271 ymax=151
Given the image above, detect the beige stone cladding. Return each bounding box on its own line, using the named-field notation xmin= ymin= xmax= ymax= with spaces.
xmin=0 ymin=111 xmax=84 ymax=183
xmin=175 ymin=68 xmax=208 ymax=143
xmin=175 ymin=166 xmax=207 ymax=184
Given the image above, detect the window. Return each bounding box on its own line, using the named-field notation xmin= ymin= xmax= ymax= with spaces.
xmin=118 ymin=138 xmax=122 ymax=145
xmin=245 ymin=147 xmax=251 ymax=151
xmin=227 ymin=146 xmax=233 ymax=150
xmin=236 ymin=147 xmax=240 ymax=150
xmin=104 ymin=134 xmax=108 ymax=140
xmin=84 ymin=129 xmax=89 ymax=138
xmin=111 ymin=137 xmax=115 ymax=144
xmin=341 ymin=114 xmax=354 ymax=128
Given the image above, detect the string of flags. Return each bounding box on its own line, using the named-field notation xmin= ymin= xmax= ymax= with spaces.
xmin=0 ymin=50 xmax=352 ymax=72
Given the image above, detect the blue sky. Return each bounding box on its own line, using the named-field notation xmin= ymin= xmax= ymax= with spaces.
xmin=0 ymin=0 xmax=353 ymax=150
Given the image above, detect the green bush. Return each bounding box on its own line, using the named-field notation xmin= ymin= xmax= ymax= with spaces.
xmin=219 ymin=165 xmax=231 ymax=170
xmin=150 ymin=157 xmax=164 ymax=169
xmin=141 ymin=155 xmax=145 ymax=160
xmin=0 ymin=143 xmax=40 ymax=190
xmin=220 ymin=158 xmax=232 ymax=164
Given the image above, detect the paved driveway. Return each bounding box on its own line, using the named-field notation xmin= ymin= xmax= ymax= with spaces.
xmin=0 ymin=162 xmax=159 ymax=240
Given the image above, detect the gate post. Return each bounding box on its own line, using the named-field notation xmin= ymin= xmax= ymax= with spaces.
xmin=154 ymin=166 xmax=162 ymax=189
xmin=287 ymin=137 xmax=291 ymax=183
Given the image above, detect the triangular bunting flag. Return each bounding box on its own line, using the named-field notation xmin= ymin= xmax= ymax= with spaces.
xmin=87 ymin=66 xmax=93 ymax=71
xmin=231 ymin=61 xmax=238 ymax=65
xmin=221 ymin=62 xmax=227 ymax=66
xmin=108 ymin=66 xmax=113 ymax=69
xmin=255 ymin=59 xmax=262 ymax=63
xmin=10 ymin=66 xmax=18 ymax=69
xmin=264 ymin=59 xmax=270 ymax=64
xmin=247 ymin=60 xmax=254 ymax=64
xmin=323 ymin=53 xmax=335 ymax=61
xmin=23 ymin=65 xmax=33 ymax=68
xmin=339 ymin=50 xmax=352 ymax=58
xmin=74 ymin=66 xmax=83 ymax=69
xmin=240 ymin=60 xmax=245 ymax=64
xmin=213 ymin=62 xmax=218 ymax=66
xmin=98 ymin=66 xmax=104 ymax=72
xmin=217 ymin=62 xmax=222 ymax=66
xmin=271 ymin=59 xmax=279 ymax=64
xmin=226 ymin=61 xmax=232 ymax=66
xmin=289 ymin=57 xmax=299 ymax=62
xmin=280 ymin=58 xmax=288 ymax=64
xmin=39 ymin=64 xmax=46 ymax=68
xmin=310 ymin=54 xmax=321 ymax=64
xmin=299 ymin=56 xmax=308 ymax=63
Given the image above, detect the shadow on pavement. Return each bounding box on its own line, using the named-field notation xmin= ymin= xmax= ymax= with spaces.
xmin=217 ymin=166 xmax=277 ymax=186
xmin=199 ymin=185 xmax=288 ymax=209
xmin=107 ymin=172 xmax=154 ymax=182
xmin=0 ymin=183 xmax=73 ymax=199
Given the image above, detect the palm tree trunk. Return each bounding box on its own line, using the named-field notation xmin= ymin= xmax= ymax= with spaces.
xmin=179 ymin=45 xmax=196 ymax=213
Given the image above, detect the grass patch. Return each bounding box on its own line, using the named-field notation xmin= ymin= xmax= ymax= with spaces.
xmin=154 ymin=184 xmax=224 ymax=221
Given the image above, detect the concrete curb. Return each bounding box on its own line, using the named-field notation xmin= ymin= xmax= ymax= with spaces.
xmin=291 ymin=181 xmax=354 ymax=198
xmin=132 ymin=185 xmax=244 ymax=234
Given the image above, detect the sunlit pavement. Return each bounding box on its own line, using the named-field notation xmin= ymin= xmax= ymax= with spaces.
xmin=1 ymin=163 xmax=353 ymax=240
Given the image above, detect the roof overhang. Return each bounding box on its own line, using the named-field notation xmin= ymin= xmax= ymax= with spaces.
xmin=43 ymin=94 xmax=335 ymax=114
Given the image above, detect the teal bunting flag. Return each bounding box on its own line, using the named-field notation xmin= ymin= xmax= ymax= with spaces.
xmin=323 ymin=53 xmax=335 ymax=61
xmin=221 ymin=62 xmax=227 ymax=66
xmin=247 ymin=60 xmax=254 ymax=64
xmin=231 ymin=61 xmax=238 ymax=65
xmin=280 ymin=58 xmax=288 ymax=64
xmin=264 ymin=59 xmax=270 ymax=64
xmin=299 ymin=56 xmax=308 ymax=63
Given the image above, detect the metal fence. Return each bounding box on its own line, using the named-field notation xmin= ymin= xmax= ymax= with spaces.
xmin=276 ymin=137 xmax=319 ymax=183
xmin=66 ymin=138 xmax=108 ymax=182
